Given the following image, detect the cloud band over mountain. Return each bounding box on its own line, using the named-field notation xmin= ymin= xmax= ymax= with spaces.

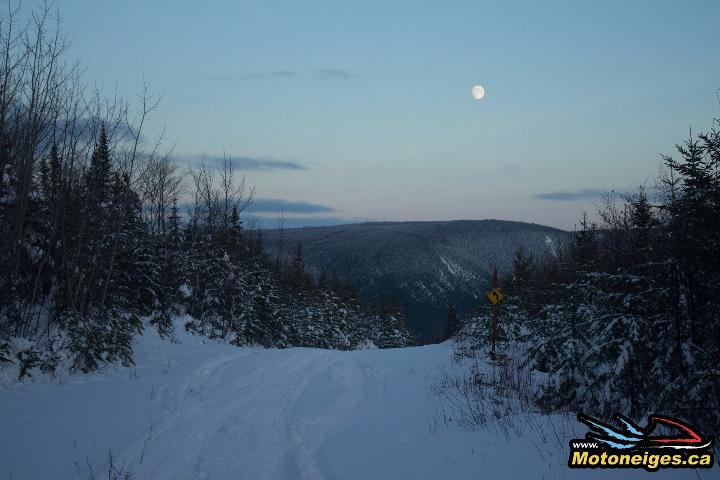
xmin=245 ymin=198 xmax=335 ymax=214
xmin=183 ymin=154 xmax=306 ymax=171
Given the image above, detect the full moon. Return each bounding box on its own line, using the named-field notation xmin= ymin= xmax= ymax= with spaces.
xmin=471 ymin=85 xmax=485 ymax=100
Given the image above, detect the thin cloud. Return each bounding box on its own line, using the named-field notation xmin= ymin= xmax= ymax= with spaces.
xmin=315 ymin=68 xmax=358 ymax=80
xmin=183 ymin=154 xmax=306 ymax=171
xmin=535 ymin=187 xmax=662 ymax=202
xmin=246 ymin=198 xmax=335 ymax=214
xmin=251 ymin=215 xmax=359 ymax=229
xmin=48 ymin=117 xmax=142 ymax=144
xmin=271 ymin=69 xmax=297 ymax=78
xmin=534 ymin=189 xmax=609 ymax=201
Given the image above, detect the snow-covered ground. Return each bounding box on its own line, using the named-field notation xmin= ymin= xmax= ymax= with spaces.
xmin=1 ymin=327 xmax=716 ymax=479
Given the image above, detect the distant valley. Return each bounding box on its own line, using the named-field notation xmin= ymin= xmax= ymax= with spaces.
xmin=263 ymin=220 xmax=569 ymax=340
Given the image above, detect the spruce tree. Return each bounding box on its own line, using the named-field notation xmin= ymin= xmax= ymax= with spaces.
xmin=87 ymin=125 xmax=112 ymax=208
xmin=446 ymin=304 xmax=460 ymax=338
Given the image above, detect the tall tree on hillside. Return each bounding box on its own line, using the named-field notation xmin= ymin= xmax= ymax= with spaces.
xmin=87 ymin=125 xmax=112 ymax=209
xmin=291 ymin=243 xmax=305 ymax=290
xmin=572 ymin=211 xmax=598 ymax=272
xmin=446 ymin=304 xmax=461 ymax=338
xmin=228 ymin=205 xmax=244 ymax=258
xmin=79 ymin=125 xmax=115 ymax=315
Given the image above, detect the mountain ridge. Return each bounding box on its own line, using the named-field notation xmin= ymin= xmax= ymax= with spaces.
xmin=262 ymin=219 xmax=570 ymax=339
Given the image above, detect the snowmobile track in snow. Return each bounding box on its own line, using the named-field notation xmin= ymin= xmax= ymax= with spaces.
xmin=125 ymin=348 xmax=366 ymax=480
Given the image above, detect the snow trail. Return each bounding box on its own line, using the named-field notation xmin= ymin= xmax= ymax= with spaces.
xmin=1 ymin=330 xmax=717 ymax=479
xmin=125 ymin=348 xmax=366 ymax=480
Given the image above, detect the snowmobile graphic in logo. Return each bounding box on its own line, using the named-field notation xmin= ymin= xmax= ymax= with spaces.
xmin=576 ymin=413 xmax=714 ymax=450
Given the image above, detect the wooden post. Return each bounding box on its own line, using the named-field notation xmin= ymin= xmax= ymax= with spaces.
xmin=491 ymin=267 xmax=497 ymax=360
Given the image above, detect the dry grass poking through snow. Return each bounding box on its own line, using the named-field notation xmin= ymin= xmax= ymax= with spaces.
xmin=429 ymin=337 xmax=576 ymax=457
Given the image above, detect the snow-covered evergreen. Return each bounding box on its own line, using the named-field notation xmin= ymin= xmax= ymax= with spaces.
xmin=0 ymin=9 xmax=412 ymax=379
xmin=458 ymin=127 xmax=720 ymax=436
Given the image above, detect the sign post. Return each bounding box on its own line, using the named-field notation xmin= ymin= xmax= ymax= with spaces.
xmin=486 ymin=267 xmax=503 ymax=360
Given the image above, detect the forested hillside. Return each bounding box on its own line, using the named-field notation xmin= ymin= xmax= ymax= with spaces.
xmin=263 ymin=220 xmax=567 ymax=339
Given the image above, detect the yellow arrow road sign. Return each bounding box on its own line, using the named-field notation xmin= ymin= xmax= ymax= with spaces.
xmin=487 ymin=287 xmax=503 ymax=305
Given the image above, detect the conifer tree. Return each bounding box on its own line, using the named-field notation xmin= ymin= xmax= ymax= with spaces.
xmin=87 ymin=125 xmax=112 ymax=208
xmin=446 ymin=304 xmax=460 ymax=338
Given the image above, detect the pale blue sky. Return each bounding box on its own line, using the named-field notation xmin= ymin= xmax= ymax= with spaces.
xmin=59 ymin=0 xmax=720 ymax=228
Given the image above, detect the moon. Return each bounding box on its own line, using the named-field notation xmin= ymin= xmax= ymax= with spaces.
xmin=471 ymin=85 xmax=485 ymax=100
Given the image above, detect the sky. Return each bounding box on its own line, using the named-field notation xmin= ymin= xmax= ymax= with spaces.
xmin=57 ymin=0 xmax=720 ymax=229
